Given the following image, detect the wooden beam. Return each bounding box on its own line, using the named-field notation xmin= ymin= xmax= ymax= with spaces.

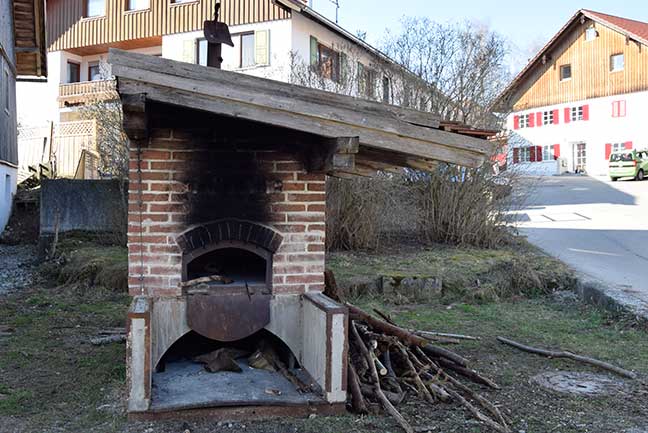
xmin=120 ymin=93 xmax=148 ymax=141
xmin=305 ymin=136 xmax=359 ymax=173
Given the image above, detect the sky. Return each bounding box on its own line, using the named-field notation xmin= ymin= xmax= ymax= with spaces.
xmin=309 ymin=0 xmax=648 ymax=72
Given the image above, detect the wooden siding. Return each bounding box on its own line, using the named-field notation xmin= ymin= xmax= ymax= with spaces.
xmin=13 ymin=0 xmax=47 ymax=76
xmin=47 ymin=0 xmax=290 ymax=52
xmin=511 ymin=18 xmax=648 ymax=111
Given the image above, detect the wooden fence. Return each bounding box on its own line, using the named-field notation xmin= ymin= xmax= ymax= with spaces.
xmin=18 ymin=120 xmax=100 ymax=181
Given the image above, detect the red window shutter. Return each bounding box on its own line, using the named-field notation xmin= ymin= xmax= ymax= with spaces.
xmin=624 ymin=141 xmax=633 ymax=150
xmin=530 ymin=147 xmax=537 ymax=162
xmin=564 ymin=107 xmax=571 ymax=123
xmin=513 ymin=147 xmax=520 ymax=164
xmin=536 ymin=112 xmax=543 ymax=127
xmin=528 ymin=113 xmax=535 ymax=127
xmin=552 ymin=109 xmax=559 ymax=124
xmin=605 ymin=143 xmax=612 ymax=160
xmin=553 ymin=144 xmax=560 ymax=159
xmin=513 ymin=115 xmax=520 ymax=130
xmin=536 ymin=146 xmax=543 ymax=162
xmin=582 ymin=104 xmax=589 ymax=120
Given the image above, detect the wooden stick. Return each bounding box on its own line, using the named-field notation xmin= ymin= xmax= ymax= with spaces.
xmin=497 ymin=336 xmax=637 ymax=380
xmin=347 ymin=303 xmax=468 ymax=366
xmin=350 ymin=321 xmax=414 ymax=433
xmin=396 ymin=343 xmax=434 ymax=403
xmin=348 ymin=361 xmax=368 ymax=414
xmin=445 ymin=387 xmax=510 ymax=433
xmin=416 ymin=330 xmax=481 ymax=341
xmin=436 ymin=358 xmax=500 ymax=389
xmin=373 ymin=308 xmax=398 ymax=326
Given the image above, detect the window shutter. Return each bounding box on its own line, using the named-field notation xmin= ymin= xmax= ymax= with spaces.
xmin=339 ymin=52 xmax=348 ymax=83
xmin=552 ymin=109 xmax=559 ymax=124
xmin=513 ymin=147 xmax=520 ymax=164
xmin=605 ymin=143 xmax=612 ymax=160
xmin=530 ymin=147 xmax=537 ymax=162
xmin=255 ymin=30 xmax=270 ymax=65
xmin=553 ymin=144 xmax=560 ymax=159
xmin=624 ymin=141 xmax=633 ymax=150
xmin=182 ymin=39 xmax=196 ymax=64
xmin=310 ymin=36 xmax=318 ymax=66
xmin=582 ymin=104 xmax=589 ymax=120
xmin=528 ymin=113 xmax=535 ymax=127
xmin=513 ymin=115 xmax=520 ymax=130
xmin=536 ymin=112 xmax=543 ymax=127
xmin=536 ymin=146 xmax=543 ymax=161
xmin=564 ymin=107 xmax=571 ymax=123
xmin=612 ymin=101 xmax=618 ymax=118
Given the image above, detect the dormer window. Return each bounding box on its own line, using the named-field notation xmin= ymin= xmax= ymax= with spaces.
xmin=585 ymin=27 xmax=598 ymax=41
xmin=560 ymin=64 xmax=572 ymax=81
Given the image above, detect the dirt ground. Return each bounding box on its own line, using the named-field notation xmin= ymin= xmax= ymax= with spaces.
xmin=1 ymin=243 xmax=647 ymax=433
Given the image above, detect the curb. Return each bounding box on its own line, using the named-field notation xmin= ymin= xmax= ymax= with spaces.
xmin=575 ymin=273 xmax=648 ymax=324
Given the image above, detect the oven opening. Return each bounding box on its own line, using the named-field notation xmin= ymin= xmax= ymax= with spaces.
xmin=185 ymin=247 xmax=269 ymax=287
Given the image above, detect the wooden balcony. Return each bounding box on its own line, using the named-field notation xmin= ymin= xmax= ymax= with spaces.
xmin=58 ymin=80 xmax=118 ymax=108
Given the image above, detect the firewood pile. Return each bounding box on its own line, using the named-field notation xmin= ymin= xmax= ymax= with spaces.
xmin=346 ymin=304 xmax=510 ymax=433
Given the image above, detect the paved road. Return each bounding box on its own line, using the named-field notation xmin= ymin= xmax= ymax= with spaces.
xmin=516 ymin=175 xmax=648 ymax=309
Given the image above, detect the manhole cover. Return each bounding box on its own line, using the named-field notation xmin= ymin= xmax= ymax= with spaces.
xmin=531 ymin=371 xmax=627 ymax=396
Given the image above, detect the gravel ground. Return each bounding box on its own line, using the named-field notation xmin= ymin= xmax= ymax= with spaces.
xmin=0 ymin=244 xmax=38 ymax=295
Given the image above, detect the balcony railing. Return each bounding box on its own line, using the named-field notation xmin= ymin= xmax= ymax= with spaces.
xmin=58 ymin=79 xmax=118 ymax=108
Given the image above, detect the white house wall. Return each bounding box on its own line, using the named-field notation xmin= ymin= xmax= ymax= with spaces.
xmin=162 ymin=19 xmax=293 ymax=83
xmin=507 ymin=90 xmax=648 ymax=176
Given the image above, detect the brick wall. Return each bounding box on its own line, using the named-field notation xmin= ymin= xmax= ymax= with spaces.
xmin=127 ymin=127 xmax=326 ymax=297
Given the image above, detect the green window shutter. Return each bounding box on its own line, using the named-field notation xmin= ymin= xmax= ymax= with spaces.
xmin=182 ymin=39 xmax=197 ymax=64
xmin=339 ymin=52 xmax=348 ymax=83
xmin=255 ymin=30 xmax=270 ymax=65
xmin=310 ymin=36 xmax=318 ymax=66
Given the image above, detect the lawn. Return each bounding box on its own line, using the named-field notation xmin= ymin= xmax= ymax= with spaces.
xmin=0 ymin=241 xmax=646 ymax=433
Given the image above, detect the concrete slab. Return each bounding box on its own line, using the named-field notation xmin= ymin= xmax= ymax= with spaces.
xmin=150 ymin=359 xmax=324 ymax=411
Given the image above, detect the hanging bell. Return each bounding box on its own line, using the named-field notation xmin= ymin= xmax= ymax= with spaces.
xmin=204 ymin=3 xmax=234 ymax=47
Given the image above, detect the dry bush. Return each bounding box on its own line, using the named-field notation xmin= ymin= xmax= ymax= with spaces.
xmin=414 ymin=164 xmax=517 ymax=248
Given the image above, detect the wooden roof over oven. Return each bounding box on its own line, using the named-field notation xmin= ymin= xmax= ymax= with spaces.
xmin=109 ymin=49 xmax=493 ymax=175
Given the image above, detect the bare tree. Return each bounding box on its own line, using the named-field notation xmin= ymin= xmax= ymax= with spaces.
xmin=381 ymin=18 xmax=511 ymax=128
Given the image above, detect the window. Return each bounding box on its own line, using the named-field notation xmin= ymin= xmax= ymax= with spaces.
xmin=240 ymin=33 xmax=255 ymax=68
xmin=518 ymin=113 xmax=532 ymax=129
xmin=571 ymin=106 xmax=584 ymax=121
xmin=197 ymin=38 xmax=208 ymax=66
xmin=88 ymin=62 xmax=102 ymax=81
xmin=67 ymin=61 xmax=80 ymax=83
xmin=382 ymin=76 xmax=391 ymax=104
xmin=543 ymin=144 xmax=558 ymax=160
xmin=358 ymin=63 xmax=376 ymax=98
xmin=610 ymin=53 xmax=624 ymax=72
xmin=85 ymin=0 xmax=105 ymax=17
xmin=585 ymin=27 xmax=598 ymax=41
xmin=127 ymin=0 xmax=149 ymax=10
xmin=317 ymin=43 xmax=340 ymax=82
xmin=3 ymin=68 xmax=8 ymax=112
xmin=171 ymin=0 xmax=195 ymax=3
xmin=542 ymin=110 xmax=555 ymax=125
xmin=611 ymin=143 xmax=628 ymax=153
xmin=519 ymin=147 xmax=531 ymax=163
xmin=612 ymin=100 xmax=626 ymax=118
xmin=560 ymin=64 xmax=571 ymax=81
xmin=4 ymin=175 xmax=11 ymax=203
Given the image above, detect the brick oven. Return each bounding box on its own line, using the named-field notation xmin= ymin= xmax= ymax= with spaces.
xmin=109 ymin=49 xmax=491 ymax=418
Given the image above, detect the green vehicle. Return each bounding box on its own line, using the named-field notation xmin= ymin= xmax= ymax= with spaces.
xmin=609 ymin=149 xmax=648 ymax=181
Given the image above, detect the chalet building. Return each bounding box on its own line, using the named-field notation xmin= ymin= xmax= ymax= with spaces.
xmin=495 ymin=10 xmax=648 ymax=176
xmin=17 ymin=0 xmax=417 ymax=129
xmin=0 ymin=0 xmax=47 ymax=232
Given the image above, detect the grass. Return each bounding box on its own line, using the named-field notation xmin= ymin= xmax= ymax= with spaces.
xmin=1 ymin=238 xmax=646 ymax=432
xmin=327 ymin=240 xmax=576 ymax=303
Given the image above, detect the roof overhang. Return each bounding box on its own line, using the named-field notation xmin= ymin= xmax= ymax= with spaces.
xmin=108 ymin=49 xmax=492 ymax=174
xmin=12 ymin=0 xmax=47 ymax=77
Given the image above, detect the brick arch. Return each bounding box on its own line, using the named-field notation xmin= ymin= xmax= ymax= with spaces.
xmin=175 ymin=219 xmax=284 ymax=256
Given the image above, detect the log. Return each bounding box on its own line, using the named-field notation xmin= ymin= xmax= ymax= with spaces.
xmin=396 ymin=344 xmax=434 ymax=403
xmin=497 ymin=336 xmax=637 ymax=380
xmin=350 ymin=321 xmax=414 ymax=433
xmin=180 ymin=274 xmax=234 ymax=289
xmin=348 ymin=361 xmax=368 ymax=414
xmin=360 ymin=383 xmax=405 ymax=406
xmin=90 ymin=334 xmax=125 ymax=345
xmin=347 ymin=303 xmax=468 ymax=366
xmin=195 ymin=348 xmax=248 ymax=373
